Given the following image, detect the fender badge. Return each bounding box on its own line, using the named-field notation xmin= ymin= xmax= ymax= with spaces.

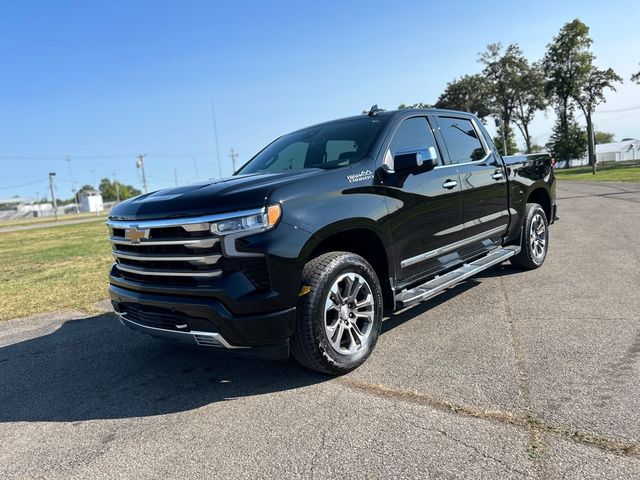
xmin=346 ymin=170 xmax=374 ymax=183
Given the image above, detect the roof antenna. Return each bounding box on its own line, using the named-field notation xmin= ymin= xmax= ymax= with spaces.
xmin=367 ymin=104 xmax=384 ymax=116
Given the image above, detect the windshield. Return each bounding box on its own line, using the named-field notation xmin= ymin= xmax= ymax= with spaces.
xmin=237 ymin=116 xmax=389 ymax=175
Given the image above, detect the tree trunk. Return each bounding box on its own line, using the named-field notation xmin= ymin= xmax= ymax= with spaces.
xmin=562 ymin=97 xmax=570 ymax=167
xmin=586 ymin=111 xmax=596 ymax=175
xmin=523 ymin=123 xmax=531 ymax=153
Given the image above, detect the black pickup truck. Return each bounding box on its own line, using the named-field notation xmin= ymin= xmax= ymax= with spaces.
xmin=108 ymin=107 xmax=557 ymax=374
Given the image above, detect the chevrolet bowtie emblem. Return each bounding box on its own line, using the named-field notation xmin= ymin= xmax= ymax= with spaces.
xmin=124 ymin=226 xmax=150 ymax=243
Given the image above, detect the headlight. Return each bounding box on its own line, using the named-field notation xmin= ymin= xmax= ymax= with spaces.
xmin=210 ymin=204 xmax=281 ymax=235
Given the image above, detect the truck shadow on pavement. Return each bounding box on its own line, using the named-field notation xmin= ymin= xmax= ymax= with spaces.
xmin=0 ymin=263 xmax=523 ymax=423
xmin=0 ymin=313 xmax=328 ymax=423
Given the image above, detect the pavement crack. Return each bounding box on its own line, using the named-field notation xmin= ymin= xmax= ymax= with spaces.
xmin=399 ymin=413 xmax=530 ymax=477
xmin=498 ymin=277 xmax=548 ymax=477
xmin=336 ymin=376 xmax=640 ymax=460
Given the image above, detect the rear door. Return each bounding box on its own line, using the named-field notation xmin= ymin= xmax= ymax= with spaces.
xmin=380 ymin=116 xmax=465 ymax=285
xmin=434 ymin=115 xmax=509 ymax=258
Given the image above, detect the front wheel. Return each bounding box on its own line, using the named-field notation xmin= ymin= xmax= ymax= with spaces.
xmin=291 ymin=252 xmax=383 ymax=375
xmin=510 ymin=203 xmax=549 ymax=270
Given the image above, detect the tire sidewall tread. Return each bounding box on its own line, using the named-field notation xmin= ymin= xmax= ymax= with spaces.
xmin=291 ymin=251 xmax=383 ymax=375
xmin=510 ymin=203 xmax=549 ymax=270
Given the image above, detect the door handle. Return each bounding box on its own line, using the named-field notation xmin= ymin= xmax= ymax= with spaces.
xmin=491 ymin=172 xmax=504 ymax=180
xmin=442 ymin=179 xmax=458 ymax=189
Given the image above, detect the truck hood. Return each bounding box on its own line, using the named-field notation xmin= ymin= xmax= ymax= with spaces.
xmin=109 ymin=170 xmax=319 ymax=220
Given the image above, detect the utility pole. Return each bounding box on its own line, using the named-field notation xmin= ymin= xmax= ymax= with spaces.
xmin=136 ymin=154 xmax=148 ymax=193
xmin=174 ymin=169 xmax=179 ymax=187
xmin=49 ymin=172 xmax=58 ymax=220
xmin=193 ymin=156 xmax=199 ymax=181
xmin=113 ymin=173 xmax=121 ymax=203
xmin=229 ymin=149 xmax=239 ymax=172
xmin=65 ymin=155 xmax=80 ymax=213
xmin=210 ymin=102 xmax=223 ymax=178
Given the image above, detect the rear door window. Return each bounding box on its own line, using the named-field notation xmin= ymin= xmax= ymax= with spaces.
xmin=436 ymin=116 xmax=486 ymax=164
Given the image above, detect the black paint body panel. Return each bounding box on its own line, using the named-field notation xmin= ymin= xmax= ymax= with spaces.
xmin=109 ymin=109 xmax=556 ymax=348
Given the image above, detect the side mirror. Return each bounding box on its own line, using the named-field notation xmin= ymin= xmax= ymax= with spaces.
xmin=392 ymin=146 xmax=438 ymax=173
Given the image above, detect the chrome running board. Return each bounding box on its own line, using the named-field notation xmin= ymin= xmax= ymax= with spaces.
xmin=395 ymin=245 xmax=520 ymax=309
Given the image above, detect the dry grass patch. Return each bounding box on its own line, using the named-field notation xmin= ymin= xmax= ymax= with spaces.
xmin=0 ymin=221 xmax=112 ymax=320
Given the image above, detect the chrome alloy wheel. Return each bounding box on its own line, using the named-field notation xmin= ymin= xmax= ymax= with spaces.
xmin=530 ymin=213 xmax=547 ymax=262
xmin=324 ymin=272 xmax=375 ymax=355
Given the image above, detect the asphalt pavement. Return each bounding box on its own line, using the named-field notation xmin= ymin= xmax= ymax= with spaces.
xmin=1 ymin=181 xmax=638 ymax=479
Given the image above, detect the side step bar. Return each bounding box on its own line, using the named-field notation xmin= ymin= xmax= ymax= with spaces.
xmin=395 ymin=245 xmax=521 ymax=309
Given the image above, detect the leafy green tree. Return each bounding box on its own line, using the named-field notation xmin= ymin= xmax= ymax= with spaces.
xmin=77 ymin=184 xmax=95 ymax=196
xmin=594 ymin=131 xmax=615 ymax=144
xmin=99 ymin=178 xmax=141 ymax=202
xmin=529 ymin=143 xmax=545 ymax=153
xmin=493 ymin=124 xmax=519 ymax=155
xmin=479 ymin=43 xmax=531 ymax=151
xmin=542 ymin=19 xmax=594 ymax=164
xmin=434 ymin=74 xmax=492 ymax=120
xmin=575 ymin=66 xmax=622 ymax=172
xmin=512 ymin=62 xmax=547 ymax=153
xmin=545 ymin=113 xmax=587 ymax=164
xmin=397 ymin=103 xmax=433 ymax=109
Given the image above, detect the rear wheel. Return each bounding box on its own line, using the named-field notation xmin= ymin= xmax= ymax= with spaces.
xmin=510 ymin=203 xmax=549 ymax=270
xmin=291 ymin=252 xmax=383 ymax=375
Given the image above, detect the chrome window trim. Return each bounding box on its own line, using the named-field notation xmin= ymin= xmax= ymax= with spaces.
xmin=434 ymin=152 xmax=493 ymax=170
xmin=400 ymin=225 xmax=507 ymax=268
xmin=106 ymin=208 xmax=265 ymax=230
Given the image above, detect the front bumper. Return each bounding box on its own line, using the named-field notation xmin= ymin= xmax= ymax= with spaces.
xmin=110 ymin=285 xmax=295 ymax=358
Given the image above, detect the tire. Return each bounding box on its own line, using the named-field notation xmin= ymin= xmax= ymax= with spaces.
xmin=510 ymin=203 xmax=549 ymax=270
xmin=291 ymin=252 xmax=383 ymax=375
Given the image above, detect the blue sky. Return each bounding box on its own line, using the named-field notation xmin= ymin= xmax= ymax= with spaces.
xmin=1 ymin=0 xmax=639 ymax=200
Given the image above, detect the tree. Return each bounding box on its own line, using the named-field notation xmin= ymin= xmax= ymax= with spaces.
xmin=529 ymin=143 xmax=545 ymax=153
xmin=574 ymin=66 xmax=622 ymax=173
xmin=77 ymin=184 xmax=95 ymax=196
xmin=493 ymin=124 xmax=519 ymax=155
xmin=594 ymin=131 xmax=615 ymax=144
xmin=545 ymin=113 xmax=587 ymax=165
xmin=632 ymin=64 xmax=640 ymax=84
xmin=397 ymin=102 xmax=432 ymax=109
xmin=512 ymin=62 xmax=547 ymax=153
xmin=434 ymin=74 xmax=492 ymax=120
xmin=542 ymin=19 xmax=594 ymax=165
xmin=479 ymin=43 xmax=531 ymax=151
xmin=99 ymin=178 xmax=141 ymax=202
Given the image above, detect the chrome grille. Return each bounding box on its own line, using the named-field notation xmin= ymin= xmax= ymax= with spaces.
xmin=107 ymin=217 xmax=223 ymax=283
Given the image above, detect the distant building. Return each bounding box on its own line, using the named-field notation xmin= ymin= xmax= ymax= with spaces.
xmin=596 ymin=139 xmax=640 ymax=165
xmin=79 ymin=190 xmax=104 ymax=213
xmin=0 ymin=197 xmax=55 ymax=221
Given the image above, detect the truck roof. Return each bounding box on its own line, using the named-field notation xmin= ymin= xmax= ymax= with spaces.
xmin=289 ymin=108 xmax=478 ymax=135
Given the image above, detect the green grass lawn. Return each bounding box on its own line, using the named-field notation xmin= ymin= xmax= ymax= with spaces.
xmin=555 ymin=164 xmax=640 ymax=182
xmin=0 ymin=221 xmax=112 ymax=320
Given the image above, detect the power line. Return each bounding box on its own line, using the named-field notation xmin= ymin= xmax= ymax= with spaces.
xmin=596 ymin=105 xmax=640 ymax=113
xmin=0 ymin=178 xmax=48 ymax=190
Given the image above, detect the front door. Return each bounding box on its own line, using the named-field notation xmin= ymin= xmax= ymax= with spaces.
xmin=379 ymin=116 xmax=466 ymax=286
